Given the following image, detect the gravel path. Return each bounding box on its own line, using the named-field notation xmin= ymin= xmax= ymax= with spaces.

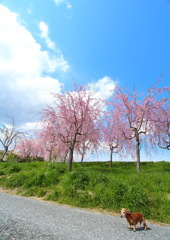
xmin=0 ymin=192 xmax=170 ymax=240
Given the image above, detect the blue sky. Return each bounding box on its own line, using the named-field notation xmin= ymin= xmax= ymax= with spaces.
xmin=0 ymin=0 xmax=169 ymax=161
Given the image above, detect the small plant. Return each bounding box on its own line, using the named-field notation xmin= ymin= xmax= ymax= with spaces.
xmin=4 ymin=173 xmax=28 ymax=188
xmin=8 ymin=164 xmax=21 ymax=174
xmin=68 ymin=168 xmax=90 ymax=190
xmin=46 ymin=189 xmax=60 ymax=201
xmin=6 ymin=153 xmax=18 ymax=163
xmin=89 ymin=171 xmax=108 ymax=188
xmin=0 ymin=170 xmax=5 ymax=176
xmin=123 ymin=185 xmax=150 ymax=216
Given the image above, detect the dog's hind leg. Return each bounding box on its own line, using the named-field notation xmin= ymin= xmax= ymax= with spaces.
xmin=143 ymin=221 xmax=147 ymax=231
xmin=142 ymin=218 xmax=147 ymax=230
xmin=133 ymin=224 xmax=137 ymax=232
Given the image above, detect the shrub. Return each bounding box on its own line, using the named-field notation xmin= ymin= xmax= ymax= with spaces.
xmin=18 ymin=156 xmax=44 ymax=163
xmin=32 ymin=157 xmax=44 ymax=162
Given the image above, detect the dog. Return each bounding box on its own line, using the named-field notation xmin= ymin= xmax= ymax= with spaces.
xmin=120 ymin=208 xmax=147 ymax=232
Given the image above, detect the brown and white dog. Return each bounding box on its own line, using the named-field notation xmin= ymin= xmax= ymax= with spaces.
xmin=121 ymin=208 xmax=147 ymax=232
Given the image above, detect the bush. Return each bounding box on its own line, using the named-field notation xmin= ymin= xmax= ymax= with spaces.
xmin=18 ymin=156 xmax=44 ymax=163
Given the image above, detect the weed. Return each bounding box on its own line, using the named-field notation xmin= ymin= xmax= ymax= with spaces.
xmin=7 ymin=164 xmax=21 ymax=174
xmin=46 ymin=189 xmax=60 ymax=201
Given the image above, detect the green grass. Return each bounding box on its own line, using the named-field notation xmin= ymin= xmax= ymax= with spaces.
xmin=0 ymin=161 xmax=170 ymax=224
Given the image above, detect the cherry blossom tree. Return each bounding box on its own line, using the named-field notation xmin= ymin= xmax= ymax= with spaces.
xmin=15 ymin=138 xmax=33 ymax=158
xmin=151 ymin=91 xmax=170 ymax=150
xmin=41 ymin=85 xmax=103 ymax=171
xmin=109 ymin=83 xmax=169 ymax=172
xmin=36 ymin=123 xmax=58 ymax=161
xmin=0 ymin=117 xmax=23 ymax=162
xmin=76 ymin=130 xmax=100 ymax=166
xmin=15 ymin=137 xmax=45 ymax=160
xmin=37 ymin=122 xmax=70 ymax=162
xmin=157 ymin=119 xmax=170 ymax=150
xmin=101 ymin=110 xmax=127 ymax=168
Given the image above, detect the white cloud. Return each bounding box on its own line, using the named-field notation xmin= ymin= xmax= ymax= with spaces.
xmin=54 ymin=0 xmax=72 ymax=9
xmin=0 ymin=5 xmax=69 ymax=128
xmin=89 ymin=76 xmax=117 ymax=100
xmin=54 ymin=0 xmax=65 ymax=4
xmin=66 ymin=2 xmax=72 ymax=9
xmin=19 ymin=120 xmax=46 ymax=133
xmin=39 ymin=21 xmax=56 ymax=51
xmin=27 ymin=8 xmax=32 ymax=14
xmin=39 ymin=21 xmax=69 ymax=72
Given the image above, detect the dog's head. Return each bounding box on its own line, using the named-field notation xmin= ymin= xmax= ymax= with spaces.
xmin=120 ymin=208 xmax=130 ymax=218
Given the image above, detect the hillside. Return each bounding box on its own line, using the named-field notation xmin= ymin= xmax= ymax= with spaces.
xmin=0 ymin=160 xmax=170 ymax=224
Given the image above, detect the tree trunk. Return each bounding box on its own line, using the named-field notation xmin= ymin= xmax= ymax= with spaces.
xmin=63 ymin=151 xmax=68 ymax=163
xmin=68 ymin=147 xmax=74 ymax=171
xmin=135 ymin=135 xmax=140 ymax=172
xmin=49 ymin=149 xmax=53 ymax=162
xmin=80 ymin=152 xmax=85 ymax=166
xmin=109 ymin=147 xmax=113 ymax=168
xmin=0 ymin=147 xmax=8 ymax=162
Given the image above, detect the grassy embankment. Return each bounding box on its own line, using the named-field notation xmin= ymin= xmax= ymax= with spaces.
xmin=0 ymin=158 xmax=170 ymax=224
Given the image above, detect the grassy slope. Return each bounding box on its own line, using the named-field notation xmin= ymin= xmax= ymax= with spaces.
xmin=0 ymin=161 xmax=170 ymax=224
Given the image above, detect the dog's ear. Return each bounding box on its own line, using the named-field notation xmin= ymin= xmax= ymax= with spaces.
xmin=126 ymin=210 xmax=130 ymax=213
